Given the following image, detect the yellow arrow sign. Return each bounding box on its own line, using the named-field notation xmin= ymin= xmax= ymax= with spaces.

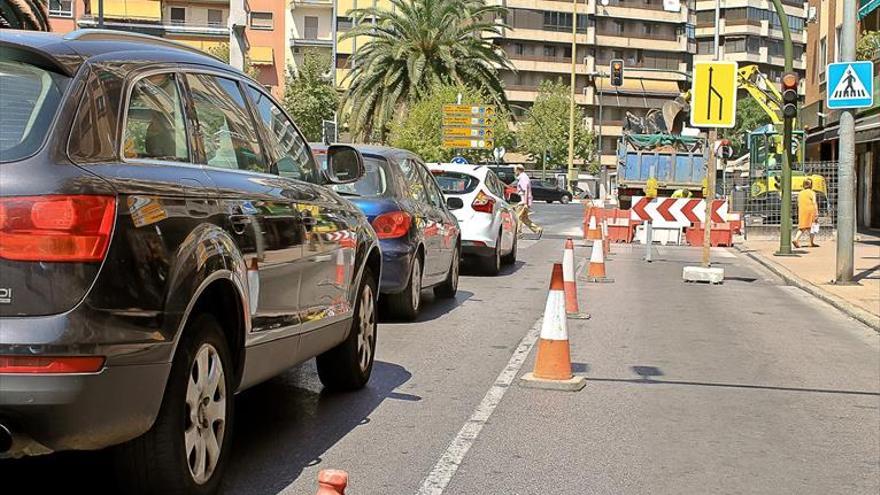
xmin=443 ymin=104 xmax=496 ymax=116
xmin=690 ymin=61 xmax=738 ymax=128
xmin=442 ymin=138 xmax=494 ymax=149
xmin=442 ymin=116 xmax=496 ymax=127
xmin=443 ymin=127 xmax=494 ymax=138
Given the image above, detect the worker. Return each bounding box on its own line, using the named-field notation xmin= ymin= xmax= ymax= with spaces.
xmin=671 ymin=188 xmax=693 ymax=199
xmin=793 ymin=178 xmax=819 ymax=249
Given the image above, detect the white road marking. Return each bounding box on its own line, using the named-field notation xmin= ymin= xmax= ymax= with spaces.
xmin=415 ymin=317 xmax=544 ymax=495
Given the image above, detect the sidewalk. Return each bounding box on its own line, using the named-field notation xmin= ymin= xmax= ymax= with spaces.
xmin=739 ymin=233 xmax=880 ymax=330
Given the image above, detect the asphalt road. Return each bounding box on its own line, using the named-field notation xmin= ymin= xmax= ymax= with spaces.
xmin=2 ymin=202 xmax=878 ymax=494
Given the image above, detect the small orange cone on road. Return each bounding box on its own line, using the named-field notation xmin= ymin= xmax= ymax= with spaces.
xmin=586 ymin=214 xmax=602 ymax=241
xmin=587 ymin=238 xmax=614 ymax=283
xmin=317 ymin=469 xmax=348 ymax=495
xmin=601 ymin=219 xmax=610 ymax=256
xmin=563 ymin=239 xmax=590 ymax=320
xmin=520 ymin=263 xmax=586 ymax=391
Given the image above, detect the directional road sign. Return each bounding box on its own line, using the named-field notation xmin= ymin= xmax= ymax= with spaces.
xmin=444 ymin=127 xmax=494 ymax=138
xmin=442 ymin=104 xmax=496 ymax=149
xmin=442 ymin=116 xmax=496 ymax=127
xmin=443 ymin=139 xmax=494 ymax=149
xmin=690 ymin=61 xmax=738 ymax=129
xmin=826 ymin=61 xmax=874 ymax=110
xmin=443 ymin=104 xmax=495 ymax=116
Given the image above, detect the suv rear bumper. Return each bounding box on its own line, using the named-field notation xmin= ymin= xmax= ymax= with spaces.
xmin=0 ymin=361 xmax=171 ymax=458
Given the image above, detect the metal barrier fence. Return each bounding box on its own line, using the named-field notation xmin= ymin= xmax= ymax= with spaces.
xmin=722 ymin=161 xmax=839 ymax=240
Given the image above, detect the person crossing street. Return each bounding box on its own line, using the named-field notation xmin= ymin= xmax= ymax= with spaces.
xmin=513 ymin=165 xmax=543 ymax=238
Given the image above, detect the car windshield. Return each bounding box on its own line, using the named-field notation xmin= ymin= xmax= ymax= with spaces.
xmin=0 ymin=60 xmax=69 ymax=163
xmin=433 ymin=171 xmax=479 ymax=194
xmin=329 ymin=155 xmax=388 ymax=197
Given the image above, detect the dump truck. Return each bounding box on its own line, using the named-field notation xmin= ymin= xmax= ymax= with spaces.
xmin=615 ymin=133 xmax=708 ymax=209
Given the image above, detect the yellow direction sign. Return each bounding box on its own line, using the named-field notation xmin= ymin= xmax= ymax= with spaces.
xmin=690 ymin=61 xmax=738 ymax=129
xmin=443 ymin=104 xmax=496 ymax=117
xmin=443 ymin=127 xmax=494 ymax=138
xmin=442 ymin=138 xmax=494 ymax=149
xmin=442 ymin=116 xmax=496 ymax=127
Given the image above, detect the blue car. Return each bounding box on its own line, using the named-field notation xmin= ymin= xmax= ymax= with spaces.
xmin=312 ymin=145 xmax=461 ymax=320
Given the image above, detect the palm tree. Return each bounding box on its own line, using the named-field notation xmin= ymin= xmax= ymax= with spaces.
xmin=0 ymin=0 xmax=50 ymax=31
xmin=340 ymin=0 xmax=512 ymax=142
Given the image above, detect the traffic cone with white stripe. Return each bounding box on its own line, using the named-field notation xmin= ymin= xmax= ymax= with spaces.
xmin=520 ymin=263 xmax=586 ymax=391
xmin=601 ymin=218 xmax=610 ymax=256
xmin=587 ymin=236 xmax=614 ymax=283
xmin=316 ymin=470 xmax=347 ymax=495
xmin=335 ymin=248 xmax=346 ymax=286
xmin=586 ymin=213 xmax=602 ymax=241
xmin=563 ymin=239 xmax=590 ymax=320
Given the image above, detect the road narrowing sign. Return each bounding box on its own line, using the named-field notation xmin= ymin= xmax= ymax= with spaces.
xmin=826 ymin=61 xmax=875 ymax=110
xmin=442 ymin=104 xmax=496 ymax=149
xmin=690 ymin=61 xmax=738 ymax=129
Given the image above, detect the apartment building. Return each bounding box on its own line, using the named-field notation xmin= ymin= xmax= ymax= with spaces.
xmin=694 ymin=0 xmax=808 ymax=83
xmin=43 ymin=0 xmax=288 ymax=97
xmin=802 ymin=0 xmax=878 ymax=229
xmin=289 ymin=0 xmax=335 ymax=75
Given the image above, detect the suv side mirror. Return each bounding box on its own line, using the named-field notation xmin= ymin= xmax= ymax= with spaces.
xmin=325 ymin=145 xmax=364 ymax=184
xmin=508 ymin=193 xmax=522 ymax=204
xmin=446 ymin=197 xmax=464 ymax=210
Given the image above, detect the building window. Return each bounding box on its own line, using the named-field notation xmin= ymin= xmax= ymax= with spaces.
xmin=696 ymin=39 xmax=714 ymax=55
xmin=543 ymin=45 xmax=557 ymax=58
xmin=563 ymin=46 xmax=572 ymax=59
xmin=514 ymin=43 xmax=524 ymax=56
xmin=208 ymin=9 xmax=223 ymax=27
xmin=48 ymin=0 xmax=73 ymax=17
xmin=170 ymin=7 xmax=186 ymax=25
xmin=250 ymin=12 xmax=273 ymax=30
xmin=304 ymin=16 xmax=319 ymax=39
xmin=613 ymin=20 xmax=625 ymax=34
xmin=835 ymin=26 xmax=842 ymax=63
xmin=644 ymin=23 xmax=654 ymax=35
xmin=337 ymin=16 xmax=353 ymax=31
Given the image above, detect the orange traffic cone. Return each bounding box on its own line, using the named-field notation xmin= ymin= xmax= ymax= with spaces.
xmin=587 ymin=238 xmax=614 ymax=283
xmin=520 ymin=263 xmax=586 ymax=391
xmin=335 ymin=248 xmax=346 ymax=286
xmin=601 ymin=219 xmax=610 ymax=256
xmin=317 ymin=470 xmax=348 ymax=495
xmin=586 ymin=214 xmax=601 ymax=241
xmin=563 ymin=239 xmax=590 ymax=320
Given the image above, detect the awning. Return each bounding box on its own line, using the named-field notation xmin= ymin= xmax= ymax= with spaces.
xmin=90 ymin=0 xmax=161 ymax=21
xmin=596 ymin=77 xmax=681 ymax=95
xmin=249 ymin=46 xmax=274 ymax=66
xmin=174 ymin=39 xmax=225 ymax=54
xmin=860 ymin=0 xmax=879 ymax=20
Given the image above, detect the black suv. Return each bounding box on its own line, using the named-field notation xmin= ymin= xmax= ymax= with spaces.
xmin=0 ymin=30 xmax=381 ymax=493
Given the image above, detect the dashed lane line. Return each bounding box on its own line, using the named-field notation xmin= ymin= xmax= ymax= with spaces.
xmin=414 ymin=317 xmax=544 ymax=495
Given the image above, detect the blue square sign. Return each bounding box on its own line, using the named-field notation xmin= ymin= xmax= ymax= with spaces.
xmin=826 ymin=61 xmax=874 ymax=109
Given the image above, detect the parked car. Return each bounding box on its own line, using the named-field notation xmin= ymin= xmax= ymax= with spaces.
xmin=0 ymin=30 xmax=382 ymax=494
xmin=532 ymin=181 xmax=573 ymax=203
xmin=312 ymin=145 xmax=460 ymax=320
xmin=429 ymin=163 xmax=519 ymax=275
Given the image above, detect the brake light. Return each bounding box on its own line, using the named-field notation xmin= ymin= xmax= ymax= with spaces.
xmin=472 ymin=190 xmax=495 ymax=214
xmin=0 ymin=195 xmax=116 ymax=262
xmin=0 ymin=355 xmax=106 ymax=374
xmin=372 ymin=211 xmax=412 ymax=239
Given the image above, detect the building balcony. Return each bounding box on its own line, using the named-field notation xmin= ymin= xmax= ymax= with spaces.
xmin=594 ymin=32 xmax=687 ymax=52
xmin=77 ymin=17 xmax=229 ymax=37
xmin=292 ymin=0 xmax=334 ymax=7
xmin=292 ymin=36 xmax=335 ymax=48
xmin=505 ymin=0 xmax=590 ymax=14
xmin=505 ymin=85 xmax=592 ymax=105
xmin=589 ymin=0 xmax=689 ymax=24
xmin=503 ymin=27 xmax=590 ymax=44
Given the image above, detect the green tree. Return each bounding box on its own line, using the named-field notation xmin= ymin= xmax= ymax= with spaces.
xmin=283 ymin=50 xmax=339 ymax=142
xmin=388 ymin=82 xmax=512 ymax=163
xmin=719 ymin=96 xmax=772 ymax=157
xmin=340 ymin=0 xmax=512 ymax=142
xmin=516 ymin=80 xmax=597 ymax=173
xmin=857 ymin=31 xmax=880 ymax=61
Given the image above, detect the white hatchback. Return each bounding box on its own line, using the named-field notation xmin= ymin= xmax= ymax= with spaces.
xmin=429 ymin=163 xmax=520 ymax=275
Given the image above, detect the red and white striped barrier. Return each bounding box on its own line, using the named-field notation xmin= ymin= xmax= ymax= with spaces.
xmin=630 ymin=196 xmax=728 ymax=227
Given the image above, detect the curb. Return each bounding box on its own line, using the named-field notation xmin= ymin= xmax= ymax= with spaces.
xmin=735 ymin=246 xmax=880 ymax=332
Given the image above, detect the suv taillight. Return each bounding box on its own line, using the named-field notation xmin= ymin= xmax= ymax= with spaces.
xmin=372 ymin=211 xmax=412 ymax=239
xmin=0 ymin=195 xmax=116 ymax=262
xmin=472 ymin=190 xmax=495 ymax=214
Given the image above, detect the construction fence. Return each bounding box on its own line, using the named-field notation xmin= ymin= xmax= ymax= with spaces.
xmin=721 ymin=161 xmax=840 ymax=240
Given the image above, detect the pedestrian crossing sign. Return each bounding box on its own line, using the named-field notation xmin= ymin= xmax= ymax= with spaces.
xmin=826 ymin=61 xmax=874 ymax=109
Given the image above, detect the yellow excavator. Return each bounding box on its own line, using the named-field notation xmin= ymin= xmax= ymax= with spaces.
xmin=661 ymin=65 xmax=827 ymax=204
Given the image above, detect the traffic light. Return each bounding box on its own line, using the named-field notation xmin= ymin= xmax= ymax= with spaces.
xmin=610 ymin=59 xmax=624 ymax=87
xmin=781 ymin=72 xmax=799 ymax=120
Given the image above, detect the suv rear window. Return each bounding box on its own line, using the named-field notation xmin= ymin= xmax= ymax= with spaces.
xmin=0 ymin=61 xmax=69 ymax=162
xmin=433 ymin=171 xmax=479 ymax=194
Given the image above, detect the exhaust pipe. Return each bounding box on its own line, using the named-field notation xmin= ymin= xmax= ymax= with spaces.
xmin=0 ymin=423 xmax=12 ymax=454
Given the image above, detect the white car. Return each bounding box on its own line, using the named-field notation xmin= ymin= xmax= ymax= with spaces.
xmin=429 ymin=163 xmax=520 ymax=275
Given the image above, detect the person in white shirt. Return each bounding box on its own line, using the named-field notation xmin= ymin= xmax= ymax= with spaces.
xmin=513 ymin=165 xmax=542 ymax=237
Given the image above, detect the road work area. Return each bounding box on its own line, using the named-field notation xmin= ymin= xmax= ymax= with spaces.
xmin=2 ymin=204 xmax=877 ymax=495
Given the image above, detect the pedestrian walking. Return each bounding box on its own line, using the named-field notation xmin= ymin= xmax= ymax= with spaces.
xmin=793 ymin=178 xmax=819 ymax=249
xmin=513 ymin=165 xmax=543 ymax=238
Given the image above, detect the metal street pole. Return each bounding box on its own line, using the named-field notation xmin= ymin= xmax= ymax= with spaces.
xmin=836 ymin=0 xmax=857 ymax=283
xmin=566 ymin=0 xmax=579 ymax=194
xmin=98 ymin=0 xmax=104 ymax=28
xmin=702 ymin=0 xmax=721 ymax=268
xmin=768 ymin=0 xmax=794 ymax=255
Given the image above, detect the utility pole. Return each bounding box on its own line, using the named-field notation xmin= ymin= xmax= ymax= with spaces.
xmin=836 ymin=0 xmax=857 ymax=283
xmin=702 ymin=0 xmax=721 ymax=268
xmin=768 ymin=0 xmax=794 ymax=256
xmin=566 ymin=0 xmax=579 ymax=194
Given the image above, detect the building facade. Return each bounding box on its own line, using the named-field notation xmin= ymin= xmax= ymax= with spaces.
xmin=802 ymin=0 xmax=879 ymax=229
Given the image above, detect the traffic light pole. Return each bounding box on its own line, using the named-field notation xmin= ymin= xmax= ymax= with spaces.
xmin=769 ymin=0 xmax=795 ymax=256
xmin=836 ymin=0 xmax=857 ymax=283
xmin=566 ymin=0 xmax=579 ymax=194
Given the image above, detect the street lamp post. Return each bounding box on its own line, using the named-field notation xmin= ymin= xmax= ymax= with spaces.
xmin=768 ymin=0 xmax=795 ymax=256
xmin=566 ymin=0 xmax=579 ymax=193
xmin=835 ymin=0 xmax=857 ymax=283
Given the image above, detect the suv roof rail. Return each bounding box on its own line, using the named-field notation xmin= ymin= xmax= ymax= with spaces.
xmin=63 ymin=29 xmax=224 ymax=62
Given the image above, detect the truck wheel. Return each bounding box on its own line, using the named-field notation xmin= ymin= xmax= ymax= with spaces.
xmin=115 ymin=314 xmax=234 ymax=495
xmin=317 ymin=266 xmax=378 ymax=391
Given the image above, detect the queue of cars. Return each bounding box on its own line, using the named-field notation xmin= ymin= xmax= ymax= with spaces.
xmin=0 ymin=29 xmax=520 ymax=494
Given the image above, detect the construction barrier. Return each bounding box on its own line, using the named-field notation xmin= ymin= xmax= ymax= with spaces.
xmin=684 ymin=222 xmax=735 ymax=247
